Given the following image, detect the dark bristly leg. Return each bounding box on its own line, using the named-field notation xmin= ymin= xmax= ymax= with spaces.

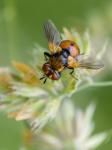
xmin=44 ymin=52 xmax=51 ymax=61
xmin=70 ymin=69 xmax=74 ymax=75
xmin=40 ymin=76 xmax=45 ymax=80
xmin=40 ymin=76 xmax=47 ymax=84
xmin=44 ymin=78 xmax=47 ymax=84
xmin=69 ymin=69 xmax=78 ymax=80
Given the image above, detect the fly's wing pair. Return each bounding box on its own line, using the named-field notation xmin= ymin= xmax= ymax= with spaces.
xmin=68 ymin=55 xmax=104 ymax=70
xmin=43 ymin=20 xmax=62 ymax=54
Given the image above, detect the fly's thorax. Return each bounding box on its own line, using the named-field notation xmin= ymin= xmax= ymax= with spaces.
xmin=60 ymin=54 xmax=68 ymax=67
xmin=49 ymin=54 xmax=64 ymax=71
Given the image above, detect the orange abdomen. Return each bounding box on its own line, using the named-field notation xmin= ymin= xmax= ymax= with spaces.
xmin=60 ymin=40 xmax=80 ymax=58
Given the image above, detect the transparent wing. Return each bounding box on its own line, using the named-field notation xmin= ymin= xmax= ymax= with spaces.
xmin=76 ymin=55 xmax=104 ymax=69
xmin=78 ymin=61 xmax=104 ymax=69
xmin=43 ymin=20 xmax=62 ymax=53
xmin=68 ymin=55 xmax=104 ymax=70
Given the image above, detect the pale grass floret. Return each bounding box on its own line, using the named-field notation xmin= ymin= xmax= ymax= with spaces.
xmin=34 ymin=101 xmax=107 ymax=150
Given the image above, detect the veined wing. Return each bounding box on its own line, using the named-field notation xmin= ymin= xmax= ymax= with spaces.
xmin=43 ymin=20 xmax=62 ymax=53
xmin=68 ymin=55 xmax=104 ymax=69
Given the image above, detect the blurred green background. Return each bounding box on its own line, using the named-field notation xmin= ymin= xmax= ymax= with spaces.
xmin=0 ymin=0 xmax=112 ymax=149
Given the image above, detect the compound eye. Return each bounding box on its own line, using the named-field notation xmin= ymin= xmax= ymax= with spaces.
xmin=51 ymin=72 xmax=60 ymax=80
xmin=42 ymin=63 xmax=52 ymax=76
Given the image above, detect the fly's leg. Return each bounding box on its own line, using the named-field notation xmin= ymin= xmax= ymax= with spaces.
xmin=70 ymin=69 xmax=74 ymax=75
xmin=69 ymin=69 xmax=78 ymax=80
xmin=44 ymin=52 xmax=51 ymax=61
xmin=43 ymin=78 xmax=47 ymax=84
xmin=40 ymin=76 xmax=45 ymax=80
xmin=40 ymin=76 xmax=47 ymax=84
